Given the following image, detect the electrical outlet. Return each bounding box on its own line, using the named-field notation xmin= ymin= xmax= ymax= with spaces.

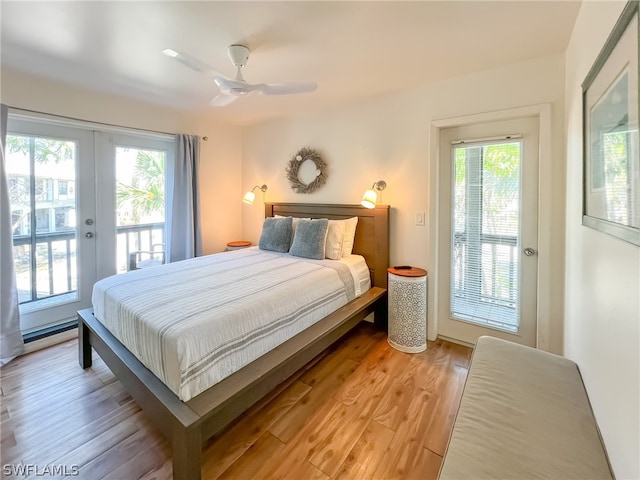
xmin=415 ymin=211 xmax=425 ymax=226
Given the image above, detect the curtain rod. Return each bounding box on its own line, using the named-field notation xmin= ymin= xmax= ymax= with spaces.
xmin=6 ymin=105 xmax=208 ymax=141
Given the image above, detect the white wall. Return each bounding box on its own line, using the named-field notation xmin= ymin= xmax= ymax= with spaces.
xmin=242 ymin=54 xmax=566 ymax=352
xmin=0 ymin=68 xmax=243 ymax=254
xmin=564 ymin=2 xmax=640 ymax=478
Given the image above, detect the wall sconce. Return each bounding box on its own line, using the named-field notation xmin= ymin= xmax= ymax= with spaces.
xmin=242 ymin=184 xmax=268 ymax=205
xmin=361 ymin=180 xmax=387 ymax=209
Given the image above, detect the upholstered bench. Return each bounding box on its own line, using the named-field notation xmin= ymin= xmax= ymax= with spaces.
xmin=439 ymin=336 xmax=614 ymax=479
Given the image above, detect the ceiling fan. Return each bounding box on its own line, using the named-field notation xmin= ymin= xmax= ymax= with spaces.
xmin=163 ymin=45 xmax=318 ymax=107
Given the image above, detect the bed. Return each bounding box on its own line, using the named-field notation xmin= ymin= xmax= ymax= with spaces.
xmin=77 ymin=203 xmax=389 ymax=480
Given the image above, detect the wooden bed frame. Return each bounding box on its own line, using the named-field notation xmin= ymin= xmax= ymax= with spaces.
xmin=78 ymin=203 xmax=389 ymax=480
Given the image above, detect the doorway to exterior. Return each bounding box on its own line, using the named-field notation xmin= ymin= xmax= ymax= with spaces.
xmin=6 ymin=116 xmax=173 ymax=334
xmin=437 ymin=116 xmax=539 ymax=347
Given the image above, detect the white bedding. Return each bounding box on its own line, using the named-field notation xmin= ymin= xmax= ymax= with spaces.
xmin=92 ymin=247 xmax=370 ymax=401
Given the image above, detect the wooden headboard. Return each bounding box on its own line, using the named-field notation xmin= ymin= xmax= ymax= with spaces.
xmin=265 ymin=203 xmax=390 ymax=289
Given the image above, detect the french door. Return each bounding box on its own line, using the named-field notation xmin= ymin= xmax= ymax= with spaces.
xmin=438 ymin=117 xmax=539 ymax=347
xmin=6 ymin=119 xmax=96 ymax=332
xmin=6 ymin=116 xmax=173 ymax=333
xmin=95 ymin=133 xmax=172 ymax=280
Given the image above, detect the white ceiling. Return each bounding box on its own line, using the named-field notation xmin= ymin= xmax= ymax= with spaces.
xmin=1 ymin=1 xmax=581 ymax=127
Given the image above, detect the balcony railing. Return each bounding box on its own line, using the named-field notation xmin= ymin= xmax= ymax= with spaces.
xmin=13 ymin=231 xmax=76 ymax=304
xmin=452 ymin=232 xmax=519 ymax=308
xmin=116 ymin=223 xmax=165 ymax=273
xmin=451 ymin=232 xmax=520 ymax=331
xmin=13 ymin=222 xmax=165 ymax=305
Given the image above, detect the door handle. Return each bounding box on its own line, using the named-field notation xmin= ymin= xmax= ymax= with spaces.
xmin=85 ymin=232 xmax=95 ymax=239
xmin=523 ymin=247 xmax=536 ymax=256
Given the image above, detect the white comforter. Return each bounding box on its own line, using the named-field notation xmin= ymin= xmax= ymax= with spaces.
xmin=92 ymin=247 xmax=369 ymax=401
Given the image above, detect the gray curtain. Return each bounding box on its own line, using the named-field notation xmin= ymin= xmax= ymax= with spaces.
xmin=166 ymin=134 xmax=202 ymax=262
xmin=1 ymin=104 xmax=25 ymax=364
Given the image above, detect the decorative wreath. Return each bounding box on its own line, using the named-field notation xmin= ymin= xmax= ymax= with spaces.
xmin=285 ymin=147 xmax=328 ymax=194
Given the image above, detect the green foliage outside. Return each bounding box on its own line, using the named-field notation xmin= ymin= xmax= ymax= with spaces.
xmin=116 ymin=149 xmax=165 ymax=225
xmin=482 ymin=142 xmax=520 ymax=236
xmin=6 ymin=135 xmax=74 ymax=163
xmin=454 ymin=142 xmax=520 ymax=236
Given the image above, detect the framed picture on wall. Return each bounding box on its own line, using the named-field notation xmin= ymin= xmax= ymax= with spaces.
xmin=582 ymin=0 xmax=640 ymax=246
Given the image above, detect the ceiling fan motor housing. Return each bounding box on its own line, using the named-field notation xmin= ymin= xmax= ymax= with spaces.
xmin=228 ymin=44 xmax=250 ymax=67
xmin=214 ymin=76 xmax=252 ymax=96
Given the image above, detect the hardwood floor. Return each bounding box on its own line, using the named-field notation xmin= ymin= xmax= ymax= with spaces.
xmin=0 ymin=322 xmax=471 ymax=480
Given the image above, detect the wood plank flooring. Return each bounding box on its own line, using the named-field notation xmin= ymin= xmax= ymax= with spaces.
xmin=0 ymin=322 xmax=471 ymax=480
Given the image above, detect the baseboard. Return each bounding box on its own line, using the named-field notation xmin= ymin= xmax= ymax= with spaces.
xmin=437 ymin=334 xmax=475 ymax=348
xmin=23 ymin=328 xmax=77 ymax=355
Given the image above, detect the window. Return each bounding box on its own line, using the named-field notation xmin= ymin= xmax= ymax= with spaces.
xmin=5 ymin=134 xmax=78 ymax=306
xmin=115 ymin=146 xmax=166 ymax=273
xmin=58 ymin=180 xmax=68 ymax=196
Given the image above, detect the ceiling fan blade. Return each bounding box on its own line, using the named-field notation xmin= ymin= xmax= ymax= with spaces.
xmin=209 ymin=94 xmax=238 ymax=107
xmin=258 ymin=82 xmax=318 ymax=95
xmin=162 ymin=49 xmax=226 ymax=78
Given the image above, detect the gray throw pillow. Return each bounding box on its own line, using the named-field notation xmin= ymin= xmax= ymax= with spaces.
xmin=289 ymin=218 xmax=329 ymax=260
xmin=258 ymin=216 xmax=293 ymax=253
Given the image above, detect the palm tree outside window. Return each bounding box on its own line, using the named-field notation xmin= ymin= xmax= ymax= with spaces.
xmin=115 ymin=148 xmax=166 ymax=272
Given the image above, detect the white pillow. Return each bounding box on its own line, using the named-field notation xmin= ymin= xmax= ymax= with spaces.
xmin=325 ymin=220 xmax=345 ymax=260
xmin=340 ymin=217 xmax=359 ymax=257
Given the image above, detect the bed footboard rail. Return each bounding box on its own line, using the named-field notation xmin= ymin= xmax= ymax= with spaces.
xmin=78 ymin=308 xmax=203 ymax=479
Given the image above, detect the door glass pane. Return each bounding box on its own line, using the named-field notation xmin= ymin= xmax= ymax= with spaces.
xmin=6 ymin=135 xmax=78 ymax=309
xmin=115 ymin=147 xmax=166 ymax=273
xmin=451 ymin=141 xmax=521 ymax=332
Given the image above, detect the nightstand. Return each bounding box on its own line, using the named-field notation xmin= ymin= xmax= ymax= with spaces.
xmin=387 ymin=266 xmax=428 ymax=353
xmin=226 ymin=240 xmax=252 ymax=251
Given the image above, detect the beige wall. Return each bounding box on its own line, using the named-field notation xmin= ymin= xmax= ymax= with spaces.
xmin=564 ymin=1 xmax=640 ymax=478
xmin=242 ymin=54 xmax=566 ymax=351
xmin=197 ymin=122 xmax=242 ymax=254
xmin=0 ymin=68 xmax=243 ymax=254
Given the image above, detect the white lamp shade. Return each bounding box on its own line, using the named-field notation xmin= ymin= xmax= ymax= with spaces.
xmin=242 ymin=191 xmax=256 ymax=204
xmin=361 ymin=189 xmax=377 ymax=209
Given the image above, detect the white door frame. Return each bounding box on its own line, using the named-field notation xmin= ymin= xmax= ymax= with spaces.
xmin=428 ymin=104 xmax=553 ymax=350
